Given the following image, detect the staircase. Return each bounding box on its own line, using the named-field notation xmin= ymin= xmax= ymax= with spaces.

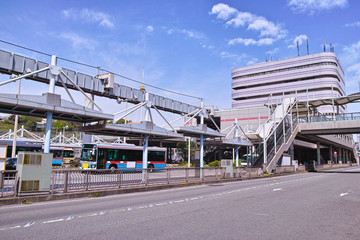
xmin=247 ymin=98 xmax=295 ymax=140
xmin=248 ymin=98 xmax=298 ymax=173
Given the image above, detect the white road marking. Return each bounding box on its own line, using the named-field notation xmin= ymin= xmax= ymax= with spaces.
xmin=24 ymin=221 xmax=35 ymax=227
xmin=78 ymin=213 xmax=98 ymax=218
xmin=155 ymin=203 xmax=168 ymax=206
xmin=43 ymin=219 xmax=64 ymax=224
xmin=273 ymin=188 xmax=283 ymax=192
xmin=0 ymin=226 xmax=21 ymax=231
xmin=174 ymin=200 xmax=184 ymax=203
xmin=66 ymin=216 xmax=74 ymax=221
xmin=99 ymin=211 xmax=105 ymax=215
xmin=340 ymin=193 xmax=349 ymax=197
xmin=190 ymin=197 xmax=199 ymax=200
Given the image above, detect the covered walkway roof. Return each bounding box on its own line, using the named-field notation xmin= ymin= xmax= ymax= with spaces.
xmin=0 ymin=93 xmax=113 ymax=123
xmin=79 ymin=121 xmax=184 ymax=139
xmin=295 ymin=92 xmax=360 ymax=113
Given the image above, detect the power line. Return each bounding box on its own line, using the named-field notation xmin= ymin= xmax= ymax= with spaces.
xmin=0 ymin=39 xmax=202 ymax=101
xmin=0 ymin=39 xmax=52 ymax=57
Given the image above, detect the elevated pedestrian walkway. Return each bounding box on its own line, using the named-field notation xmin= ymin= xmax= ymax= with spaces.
xmin=247 ymin=98 xmax=360 ymax=173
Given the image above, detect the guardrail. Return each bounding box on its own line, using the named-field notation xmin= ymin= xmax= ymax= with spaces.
xmin=51 ymin=168 xmax=228 ymax=194
xmin=0 ymin=166 xmax=294 ymax=198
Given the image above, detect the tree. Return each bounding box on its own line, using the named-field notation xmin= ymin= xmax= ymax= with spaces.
xmin=176 ymin=140 xmax=197 ymax=162
xmin=116 ymin=119 xmax=132 ymax=124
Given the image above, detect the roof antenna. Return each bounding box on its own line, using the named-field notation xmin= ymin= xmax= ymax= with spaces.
xmin=297 ymin=41 xmax=300 ymax=56
xmin=330 ymin=43 xmax=334 ymax=52
xmin=323 ymin=40 xmax=326 ymax=52
xmin=307 ymin=39 xmax=309 ymax=55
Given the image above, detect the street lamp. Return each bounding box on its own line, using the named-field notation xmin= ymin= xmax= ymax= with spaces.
xmin=63 ymin=125 xmax=68 ymax=143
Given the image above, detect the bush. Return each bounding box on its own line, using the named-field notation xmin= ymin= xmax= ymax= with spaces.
xmin=208 ymin=160 xmax=220 ymax=167
xmin=180 ymin=161 xmax=194 ymax=167
xmin=70 ymin=160 xmax=80 ymax=168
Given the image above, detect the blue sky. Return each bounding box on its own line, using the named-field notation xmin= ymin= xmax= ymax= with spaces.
xmin=0 ymin=0 xmax=360 ymax=117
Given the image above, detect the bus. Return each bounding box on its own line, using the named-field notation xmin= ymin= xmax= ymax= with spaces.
xmin=50 ymin=147 xmax=75 ymax=165
xmin=0 ymin=140 xmax=42 ymax=157
xmin=80 ymin=143 xmax=166 ymax=171
xmin=0 ymin=140 xmax=75 ymax=166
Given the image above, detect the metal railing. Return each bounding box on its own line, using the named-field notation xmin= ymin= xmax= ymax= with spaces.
xmin=0 ymin=166 xmax=273 ymax=198
xmin=299 ymin=112 xmax=360 ymax=123
xmin=51 ymin=167 xmax=229 ymax=194
xmin=250 ymin=113 xmax=298 ymax=167
xmin=0 ymin=170 xmax=18 ymax=198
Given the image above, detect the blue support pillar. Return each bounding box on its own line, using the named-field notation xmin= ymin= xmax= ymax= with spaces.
xmin=44 ymin=112 xmax=53 ymax=153
xmin=142 ymin=135 xmax=149 ymax=182
xmin=44 ymin=55 xmax=57 ymax=154
xmin=235 ymin=146 xmax=239 ymax=168
xmin=200 ymin=134 xmax=204 ymax=178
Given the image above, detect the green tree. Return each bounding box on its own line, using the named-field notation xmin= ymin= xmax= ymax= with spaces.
xmin=116 ymin=119 xmax=131 ymax=124
xmin=177 ymin=140 xmax=196 ymax=162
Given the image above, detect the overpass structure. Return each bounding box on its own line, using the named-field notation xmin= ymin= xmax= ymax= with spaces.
xmin=0 ymin=46 xmax=359 ymax=174
xmin=0 ymin=47 xmax=231 ymax=173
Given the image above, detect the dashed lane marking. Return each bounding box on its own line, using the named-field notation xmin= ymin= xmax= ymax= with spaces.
xmin=43 ymin=219 xmax=64 ymax=224
xmin=24 ymin=221 xmax=35 ymax=228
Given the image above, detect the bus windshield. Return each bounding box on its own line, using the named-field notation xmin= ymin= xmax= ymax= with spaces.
xmin=81 ymin=148 xmax=96 ymax=161
xmin=64 ymin=150 xmax=74 ymax=158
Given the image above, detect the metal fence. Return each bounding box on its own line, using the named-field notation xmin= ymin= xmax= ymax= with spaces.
xmin=0 ymin=170 xmax=18 ymax=198
xmin=0 ymin=167 xmax=268 ymax=198
xmin=299 ymin=112 xmax=360 ymax=123
xmin=51 ymin=167 xmax=228 ymax=194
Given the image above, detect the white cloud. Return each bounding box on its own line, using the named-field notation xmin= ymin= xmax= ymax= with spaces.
xmin=60 ymin=32 xmax=97 ymax=50
xmin=210 ymin=3 xmax=238 ymax=20
xmin=340 ymin=41 xmax=360 ymax=93
xmin=228 ymin=37 xmax=276 ymax=46
xmin=62 ymin=8 xmax=115 ymax=28
xmin=344 ymin=21 xmax=360 ymax=28
xmin=210 ymin=3 xmax=287 ymax=46
xmin=341 ymin=41 xmax=360 ymax=65
xmin=146 ymin=25 xmax=154 ymax=32
xmin=266 ymin=48 xmax=279 ymax=55
xmin=288 ymin=0 xmax=348 ymax=14
xmin=288 ymin=34 xmax=308 ymax=48
xmin=247 ymin=58 xmax=259 ymax=65
xmin=181 ymin=29 xmax=205 ymax=40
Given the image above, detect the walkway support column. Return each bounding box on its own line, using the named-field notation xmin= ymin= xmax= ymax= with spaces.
xmin=329 ymin=146 xmax=333 ymax=163
xmin=339 ymin=148 xmax=342 ymax=164
xmin=235 ymin=146 xmax=239 ymax=168
xmin=317 ymin=142 xmax=321 ymax=165
xmin=199 ymin=100 xmax=204 ymax=178
xmin=142 ymin=135 xmax=149 ymax=182
xmin=44 ymin=55 xmax=57 ymax=153
xmin=290 ymin=144 xmax=294 ymax=163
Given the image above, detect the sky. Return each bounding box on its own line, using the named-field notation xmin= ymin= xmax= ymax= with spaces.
xmin=0 ymin=0 xmax=360 ymax=120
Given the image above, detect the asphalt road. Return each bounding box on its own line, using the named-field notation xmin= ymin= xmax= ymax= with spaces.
xmin=1 ymin=166 xmax=360 ymax=240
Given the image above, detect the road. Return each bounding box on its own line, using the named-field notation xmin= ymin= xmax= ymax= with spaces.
xmin=1 ymin=166 xmax=360 ymax=239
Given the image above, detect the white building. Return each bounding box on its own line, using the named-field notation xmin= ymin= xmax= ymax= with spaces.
xmin=231 ymin=52 xmax=345 ymax=113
